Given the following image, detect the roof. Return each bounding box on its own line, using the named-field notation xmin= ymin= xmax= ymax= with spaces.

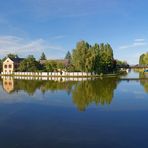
xmin=10 ymin=57 xmax=24 ymax=63
xmin=4 ymin=57 xmax=24 ymax=63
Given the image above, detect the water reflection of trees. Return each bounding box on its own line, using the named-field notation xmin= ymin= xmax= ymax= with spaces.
xmin=71 ymin=78 xmax=118 ymax=111
xmin=139 ymin=73 xmax=148 ymax=93
xmin=13 ymin=80 xmax=76 ymax=96
xmin=1 ymin=78 xmax=119 ymax=111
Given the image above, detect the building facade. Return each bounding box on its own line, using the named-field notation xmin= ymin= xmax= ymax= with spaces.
xmin=3 ymin=58 xmax=14 ymax=73
xmin=3 ymin=57 xmax=24 ymax=73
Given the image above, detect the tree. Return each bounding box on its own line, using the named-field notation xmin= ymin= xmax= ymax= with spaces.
xmin=72 ymin=41 xmax=90 ymax=72
xmin=98 ymin=43 xmax=114 ymax=73
xmin=65 ymin=51 xmax=71 ymax=60
xmin=40 ymin=52 xmax=47 ymax=60
xmin=7 ymin=53 xmax=19 ymax=59
xmin=18 ymin=55 xmax=40 ymax=72
xmin=139 ymin=53 xmax=148 ymax=65
xmin=71 ymin=41 xmax=115 ymax=73
xmin=116 ymin=60 xmax=129 ymax=68
xmin=85 ymin=44 xmax=100 ymax=73
xmin=3 ymin=54 xmax=19 ymax=61
xmin=44 ymin=61 xmax=57 ymax=72
xmin=0 ymin=59 xmax=2 ymax=72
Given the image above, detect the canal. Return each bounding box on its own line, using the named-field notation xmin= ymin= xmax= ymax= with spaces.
xmin=0 ymin=70 xmax=148 ymax=148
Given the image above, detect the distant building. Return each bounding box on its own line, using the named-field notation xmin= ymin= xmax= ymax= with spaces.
xmin=3 ymin=57 xmax=24 ymax=73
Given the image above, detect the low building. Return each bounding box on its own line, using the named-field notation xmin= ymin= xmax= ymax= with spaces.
xmin=3 ymin=57 xmax=24 ymax=73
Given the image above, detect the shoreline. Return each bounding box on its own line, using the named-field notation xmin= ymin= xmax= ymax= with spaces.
xmin=0 ymin=73 xmax=120 ymax=78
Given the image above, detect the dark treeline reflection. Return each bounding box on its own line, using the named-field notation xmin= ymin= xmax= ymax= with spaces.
xmin=9 ymin=80 xmax=76 ymax=95
xmin=1 ymin=77 xmax=119 ymax=111
xmin=139 ymin=73 xmax=148 ymax=93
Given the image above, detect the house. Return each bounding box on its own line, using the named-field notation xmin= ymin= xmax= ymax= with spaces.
xmin=3 ymin=57 xmax=24 ymax=73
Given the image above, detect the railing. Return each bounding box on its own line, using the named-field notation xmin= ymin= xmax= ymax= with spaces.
xmin=1 ymin=72 xmax=94 ymax=77
xmin=1 ymin=75 xmax=92 ymax=82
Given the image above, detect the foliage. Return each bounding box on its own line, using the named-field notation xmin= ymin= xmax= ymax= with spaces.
xmin=7 ymin=53 xmax=19 ymax=59
xmin=72 ymin=41 xmax=90 ymax=72
xmin=3 ymin=53 xmax=19 ymax=61
xmin=65 ymin=51 xmax=71 ymax=60
xmin=71 ymin=41 xmax=115 ymax=73
xmin=2 ymin=78 xmax=118 ymax=111
xmin=11 ymin=79 xmax=76 ymax=96
xmin=72 ymin=78 xmax=118 ymax=111
xmin=1 ymin=41 xmax=119 ymax=74
xmin=140 ymin=73 xmax=148 ymax=93
xmin=18 ymin=55 xmax=41 ymax=72
xmin=0 ymin=59 xmax=2 ymax=72
xmin=139 ymin=53 xmax=148 ymax=65
xmin=116 ymin=60 xmax=129 ymax=68
xmin=40 ymin=52 xmax=47 ymax=60
xmin=44 ymin=60 xmax=65 ymax=72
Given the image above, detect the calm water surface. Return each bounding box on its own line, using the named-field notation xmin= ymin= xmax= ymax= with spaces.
xmin=0 ymin=71 xmax=148 ymax=148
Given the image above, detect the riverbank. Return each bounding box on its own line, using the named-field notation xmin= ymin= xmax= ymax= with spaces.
xmin=0 ymin=71 xmax=121 ymax=78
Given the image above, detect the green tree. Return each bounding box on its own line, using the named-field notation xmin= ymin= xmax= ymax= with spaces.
xmin=85 ymin=43 xmax=100 ymax=73
xmin=72 ymin=41 xmax=90 ymax=72
xmin=3 ymin=53 xmax=19 ymax=61
xmin=18 ymin=55 xmax=40 ymax=72
xmin=44 ymin=61 xmax=57 ymax=72
xmin=0 ymin=59 xmax=2 ymax=72
xmin=65 ymin=51 xmax=71 ymax=60
xmin=99 ymin=43 xmax=114 ymax=73
xmin=71 ymin=41 xmax=115 ymax=73
xmin=139 ymin=53 xmax=148 ymax=65
xmin=7 ymin=53 xmax=19 ymax=59
xmin=40 ymin=52 xmax=47 ymax=60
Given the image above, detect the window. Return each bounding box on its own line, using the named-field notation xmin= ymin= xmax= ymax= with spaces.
xmin=9 ymin=70 xmax=11 ymax=73
xmin=9 ymin=65 xmax=12 ymax=68
xmin=4 ymin=65 xmax=7 ymax=68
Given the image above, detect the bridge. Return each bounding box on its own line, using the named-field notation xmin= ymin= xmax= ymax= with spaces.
xmin=120 ymin=78 xmax=148 ymax=81
xmin=129 ymin=65 xmax=148 ymax=69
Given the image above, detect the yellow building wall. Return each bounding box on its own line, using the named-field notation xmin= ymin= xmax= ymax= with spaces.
xmin=3 ymin=58 xmax=14 ymax=73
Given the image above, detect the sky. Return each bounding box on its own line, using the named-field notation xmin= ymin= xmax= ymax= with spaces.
xmin=0 ymin=0 xmax=148 ymax=64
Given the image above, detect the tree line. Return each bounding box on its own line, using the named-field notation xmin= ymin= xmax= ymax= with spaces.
xmin=71 ymin=41 xmax=116 ymax=73
xmin=0 ymin=40 xmax=128 ymax=73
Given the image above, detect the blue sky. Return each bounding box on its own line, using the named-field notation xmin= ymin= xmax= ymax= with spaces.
xmin=0 ymin=0 xmax=148 ymax=64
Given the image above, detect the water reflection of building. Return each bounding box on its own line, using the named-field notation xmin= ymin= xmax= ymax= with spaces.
xmin=2 ymin=77 xmax=14 ymax=93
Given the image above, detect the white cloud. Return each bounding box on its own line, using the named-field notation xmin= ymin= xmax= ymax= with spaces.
xmin=119 ymin=38 xmax=147 ymax=49
xmin=134 ymin=38 xmax=145 ymax=42
xmin=0 ymin=36 xmax=65 ymax=57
